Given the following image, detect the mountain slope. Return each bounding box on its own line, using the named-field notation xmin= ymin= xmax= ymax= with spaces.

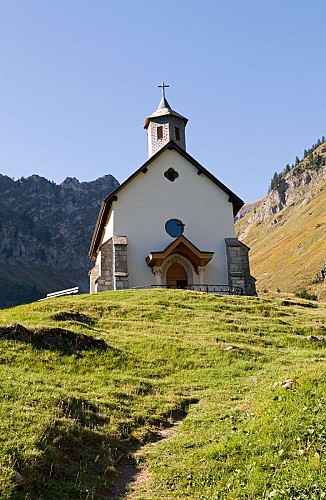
xmin=236 ymin=142 xmax=326 ymax=296
xmin=0 ymin=173 xmax=119 ymax=308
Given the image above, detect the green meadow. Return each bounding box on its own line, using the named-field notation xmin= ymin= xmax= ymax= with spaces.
xmin=0 ymin=289 xmax=325 ymax=499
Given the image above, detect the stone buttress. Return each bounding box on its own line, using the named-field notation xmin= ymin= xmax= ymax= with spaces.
xmin=89 ymin=236 xmax=128 ymax=292
xmin=225 ymin=238 xmax=256 ymax=295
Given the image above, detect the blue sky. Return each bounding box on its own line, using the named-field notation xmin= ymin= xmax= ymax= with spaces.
xmin=0 ymin=0 xmax=325 ymax=203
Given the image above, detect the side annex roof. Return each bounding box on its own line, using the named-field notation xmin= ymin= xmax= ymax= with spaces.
xmin=89 ymin=141 xmax=244 ymax=260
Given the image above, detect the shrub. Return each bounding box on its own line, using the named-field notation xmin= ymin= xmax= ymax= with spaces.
xmin=295 ymin=288 xmax=318 ymax=301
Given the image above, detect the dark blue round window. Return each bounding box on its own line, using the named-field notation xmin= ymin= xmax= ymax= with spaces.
xmin=165 ymin=219 xmax=185 ymax=238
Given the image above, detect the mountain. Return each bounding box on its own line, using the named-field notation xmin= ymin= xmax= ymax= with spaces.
xmin=0 ymin=173 xmax=119 ymax=308
xmin=236 ymin=141 xmax=326 ymax=298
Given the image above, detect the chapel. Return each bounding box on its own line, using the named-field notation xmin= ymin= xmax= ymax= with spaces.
xmin=89 ymin=85 xmax=256 ymax=295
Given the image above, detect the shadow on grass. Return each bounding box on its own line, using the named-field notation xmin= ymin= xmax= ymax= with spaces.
xmin=0 ymin=323 xmax=112 ymax=355
xmin=15 ymin=397 xmax=123 ymax=499
xmin=281 ymin=299 xmax=318 ymax=309
xmin=50 ymin=310 xmax=96 ymax=325
xmin=14 ymin=398 xmax=199 ymax=500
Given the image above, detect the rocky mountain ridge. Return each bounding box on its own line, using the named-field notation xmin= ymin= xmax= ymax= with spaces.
xmin=236 ymin=142 xmax=326 ymax=295
xmin=237 ymin=165 xmax=325 ymax=232
xmin=0 ymin=173 xmax=119 ymax=308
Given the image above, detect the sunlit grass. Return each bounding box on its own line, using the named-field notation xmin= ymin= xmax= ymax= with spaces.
xmin=0 ymin=289 xmax=325 ymax=498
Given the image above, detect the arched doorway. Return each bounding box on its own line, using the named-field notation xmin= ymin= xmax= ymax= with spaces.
xmin=166 ymin=262 xmax=188 ymax=288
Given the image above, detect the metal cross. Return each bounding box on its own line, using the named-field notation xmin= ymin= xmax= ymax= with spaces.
xmin=158 ymin=81 xmax=169 ymax=98
xmin=176 ymin=220 xmax=185 ymax=236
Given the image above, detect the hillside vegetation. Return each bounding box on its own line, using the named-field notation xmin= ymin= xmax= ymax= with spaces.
xmin=236 ymin=142 xmax=326 ymax=297
xmin=0 ymin=289 xmax=326 ymax=499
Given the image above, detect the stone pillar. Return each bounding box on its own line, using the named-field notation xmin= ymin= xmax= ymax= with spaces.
xmin=225 ymin=238 xmax=256 ymax=296
xmin=89 ymin=264 xmax=99 ymax=294
xmin=113 ymin=236 xmax=129 ymax=290
xmin=152 ymin=266 xmax=162 ymax=285
xmin=90 ymin=236 xmax=129 ymax=292
xmin=96 ymin=238 xmax=114 ymax=291
xmin=198 ymin=266 xmax=206 ymax=285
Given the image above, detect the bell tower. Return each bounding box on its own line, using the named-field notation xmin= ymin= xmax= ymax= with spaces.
xmin=144 ymin=82 xmax=188 ymax=158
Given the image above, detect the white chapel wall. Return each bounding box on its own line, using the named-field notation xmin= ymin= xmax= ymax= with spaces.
xmin=102 ymin=208 xmax=114 ymax=244
xmin=111 ymin=149 xmax=235 ymax=287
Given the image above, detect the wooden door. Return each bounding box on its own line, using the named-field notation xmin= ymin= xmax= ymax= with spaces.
xmin=166 ymin=262 xmax=188 ymax=288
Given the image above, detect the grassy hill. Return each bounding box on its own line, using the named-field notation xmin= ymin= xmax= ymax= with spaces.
xmin=236 ymin=143 xmax=326 ymax=298
xmin=0 ymin=289 xmax=326 ymax=498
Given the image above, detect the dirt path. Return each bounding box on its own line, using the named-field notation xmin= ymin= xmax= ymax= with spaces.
xmin=110 ymin=411 xmax=186 ymax=500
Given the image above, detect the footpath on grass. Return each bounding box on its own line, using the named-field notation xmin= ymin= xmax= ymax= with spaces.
xmin=112 ymin=408 xmax=188 ymax=499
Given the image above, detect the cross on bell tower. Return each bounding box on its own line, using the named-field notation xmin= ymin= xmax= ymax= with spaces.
xmin=144 ymin=83 xmax=188 ymax=158
xmin=158 ymin=81 xmax=169 ymax=99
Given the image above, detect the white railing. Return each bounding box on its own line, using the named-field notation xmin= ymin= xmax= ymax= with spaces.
xmin=39 ymin=287 xmax=79 ymax=301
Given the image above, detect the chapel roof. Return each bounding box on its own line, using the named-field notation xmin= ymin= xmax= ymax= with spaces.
xmin=89 ymin=141 xmax=244 ymax=260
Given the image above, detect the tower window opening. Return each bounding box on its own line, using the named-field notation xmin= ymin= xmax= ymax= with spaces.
xmin=175 ymin=126 xmax=181 ymax=141
xmin=157 ymin=126 xmax=163 ymax=140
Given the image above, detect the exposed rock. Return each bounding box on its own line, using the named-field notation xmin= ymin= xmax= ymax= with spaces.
xmin=236 ymin=146 xmax=326 ymax=236
xmin=0 ymin=173 xmax=119 ymax=308
xmin=14 ymin=471 xmax=27 ymax=486
xmin=307 ymin=335 xmax=326 ymax=342
xmin=280 ymin=379 xmax=296 ymax=389
xmin=316 ymin=262 xmax=326 ymax=282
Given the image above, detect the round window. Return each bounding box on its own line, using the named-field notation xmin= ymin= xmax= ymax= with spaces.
xmin=165 ymin=219 xmax=185 ymax=238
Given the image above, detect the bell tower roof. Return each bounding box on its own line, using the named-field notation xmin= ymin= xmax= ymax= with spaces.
xmin=144 ymin=102 xmax=188 ymax=129
xmin=144 ymin=83 xmax=188 ymax=130
xmin=158 ymin=94 xmax=171 ymax=110
xmin=144 ymin=83 xmax=188 ymax=158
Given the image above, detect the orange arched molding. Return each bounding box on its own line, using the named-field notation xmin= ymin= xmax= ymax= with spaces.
xmin=146 ymin=235 xmax=214 ymax=274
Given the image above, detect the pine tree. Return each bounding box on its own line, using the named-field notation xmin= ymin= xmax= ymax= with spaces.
xmin=270 ymin=171 xmax=279 ymax=190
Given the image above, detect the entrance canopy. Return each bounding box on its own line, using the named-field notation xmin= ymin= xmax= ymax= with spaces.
xmin=145 ymin=235 xmax=214 ymax=274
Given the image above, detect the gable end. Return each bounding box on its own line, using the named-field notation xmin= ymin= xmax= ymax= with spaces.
xmin=89 ymin=141 xmax=244 ymax=259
